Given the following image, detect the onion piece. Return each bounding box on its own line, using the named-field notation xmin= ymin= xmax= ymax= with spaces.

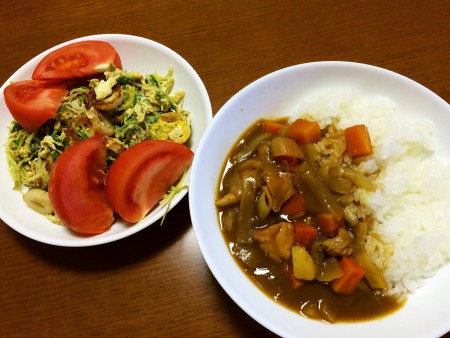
xmin=257 ymin=191 xmax=271 ymax=220
xmin=317 ymin=163 xmax=331 ymax=185
xmin=236 ymin=159 xmax=262 ymax=172
xmin=220 ymin=207 xmax=239 ymax=232
xmin=215 ymin=192 xmax=239 ymax=207
xmin=351 ymin=221 xmax=369 ymax=252
xmin=301 ymin=143 xmax=317 ymax=168
xmin=354 ymin=247 xmax=388 ymax=289
xmin=232 ymin=133 xmax=272 ymax=162
xmin=328 ymin=177 xmax=353 ymax=194
xmin=316 ymin=257 xmax=344 ymax=282
xmin=236 ymin=169 xmax=258 ymax=244
xmin=294 ymin=163 xmax=344 ymax=221
xmin=329 ymin=164 xmax=376 ymax=191
xmin=221 ymin=167 xmax=242 ymax=198
xmin=271 ymin=136 xmax=304 ymax=159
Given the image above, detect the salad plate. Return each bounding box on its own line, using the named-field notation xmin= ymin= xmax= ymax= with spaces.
xmin=0 ymin=34 xmax=212 ymax=246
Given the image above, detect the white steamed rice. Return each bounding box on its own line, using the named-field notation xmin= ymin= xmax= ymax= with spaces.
xmin=292 ymin=88 xmax=450 ymax=296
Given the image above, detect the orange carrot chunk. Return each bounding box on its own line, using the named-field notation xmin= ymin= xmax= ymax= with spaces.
xmin=293 ymin=221 xmax=318 ymax=249
xmin=281 ymin=193 xmax=306 ymax=217
xmin=317 ymin=213 xmax=344 ymax=237
xmin=263 ymin=120 xmax=285 ymax=134
xmin=344 ymin=124 xmax=373 ymax=158
xmin=286 ymin=118 xmax=321 ymax=144
xmin=331 ymin=257 xmax=365 ymax=294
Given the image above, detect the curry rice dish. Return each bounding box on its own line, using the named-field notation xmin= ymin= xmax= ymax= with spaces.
xmin=215 ymin=88 xmax=450 ymax=322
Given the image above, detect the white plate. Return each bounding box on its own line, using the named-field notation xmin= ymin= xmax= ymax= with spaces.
xmin=189 ymin=61 xmax=450 ymax=338
xmin=0 ymin=34 xmax=212 ymax=247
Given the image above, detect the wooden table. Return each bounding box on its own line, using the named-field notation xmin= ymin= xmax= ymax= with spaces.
xmin=1 ymin=1 xmax=450 ymax=337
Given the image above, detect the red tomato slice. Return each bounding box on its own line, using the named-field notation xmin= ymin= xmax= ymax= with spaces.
xmin=48 ymin=134 xmax=114 ymax=235
xmin=105 ymin=140 xmax=194 ymax=223
xmin=4 ymin=80 xmax=68 ymax=132
xmin=32 ymin=40 xmax=122 ymax=80
xmin=113 ymin=52 xmax=123 ymax=70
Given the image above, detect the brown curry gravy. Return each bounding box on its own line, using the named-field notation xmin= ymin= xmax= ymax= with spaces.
xmin=226 ymin=238 xmax=404 ymax=322
xmin=216 ymin=118 xmax=405 ymax=322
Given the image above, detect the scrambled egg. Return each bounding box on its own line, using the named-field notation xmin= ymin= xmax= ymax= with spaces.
xmin=150 ymin=112 xmax=191 ymax=144
xmin=150 ymin=119 xmax=191 ymax=144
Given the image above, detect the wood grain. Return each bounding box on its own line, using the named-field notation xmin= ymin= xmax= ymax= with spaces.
xmin=1 ymin=1 xmax=449 ymax=336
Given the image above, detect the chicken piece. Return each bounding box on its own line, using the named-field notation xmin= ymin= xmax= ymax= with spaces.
xmin=252 ymin=222 xmax=295 ymax=262
xmin=262 ymin=170 xmax=296 ymax=212
xmin=321 ymin=228 xmax=353 ymax=256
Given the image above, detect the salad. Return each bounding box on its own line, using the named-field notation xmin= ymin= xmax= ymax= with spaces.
xmin=4 ymin=41 xmax=194 ymax=235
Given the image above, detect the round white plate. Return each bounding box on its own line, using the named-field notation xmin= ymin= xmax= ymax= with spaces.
xmin=189 ymin=61 xmax=450 ymax=338
xmin=0 ymin=34 xmax=212 ymax=246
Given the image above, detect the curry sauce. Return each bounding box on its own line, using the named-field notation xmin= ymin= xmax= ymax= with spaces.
xmin=216 ymin=118 xmax=404 ymax=322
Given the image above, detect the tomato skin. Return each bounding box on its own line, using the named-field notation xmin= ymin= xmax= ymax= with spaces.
xmin=113 ymin=52 xmax=123 ymax=70
xmin=4 ymin=80 xmax=68 ymax=132
xmin=48 ymin=134 xmax=114 ymax=235
xmin=32 ymin=40 xmax=122 ymax=80
xmin=106 ymin=140 xmax=194 ymax=223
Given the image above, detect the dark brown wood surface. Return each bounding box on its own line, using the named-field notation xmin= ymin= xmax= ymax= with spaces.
xmin=1 ymin=1 xmax=449 ymax=337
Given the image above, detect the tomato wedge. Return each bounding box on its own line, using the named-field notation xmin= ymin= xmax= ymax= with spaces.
xmin=32 ymin=40 xmax=122 ymax=80
xmin=48 ymin=134 xmax=114 ymax=235
xmin=105 ymin=140 xmax=194 ymax=223
xmin=4 ymin=80 xmax=68 ymax=132
xmin=113 ymin=52 xmax=123 ymax=70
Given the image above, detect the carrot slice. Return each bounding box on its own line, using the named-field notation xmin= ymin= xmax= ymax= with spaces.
xmin=263 ymin=120 xmax=285 ymax=134
xmin=281 ymin=193 xmax=306 ymax=217
xmin=287 ymin=118 xmax=321 ymax=144
xmin=317 ymin=213 xmax=344 ymax=238
xmin=293 ymin=221 xmax=318 ymax=249
xmin=330 ymin=257 xmax=365 ymax=294
xmin=344 ymin=124 xmax=373 ymax=158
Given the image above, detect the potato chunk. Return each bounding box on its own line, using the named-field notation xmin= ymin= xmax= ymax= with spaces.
xmin=291 ymin=245 xmax=316 ymax=281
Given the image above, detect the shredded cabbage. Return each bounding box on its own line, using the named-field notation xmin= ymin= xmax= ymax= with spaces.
xmin=5 ymin=67 xmax=191 ymax=221
xmin=159 ymin=170 xmax=189 ymax=225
